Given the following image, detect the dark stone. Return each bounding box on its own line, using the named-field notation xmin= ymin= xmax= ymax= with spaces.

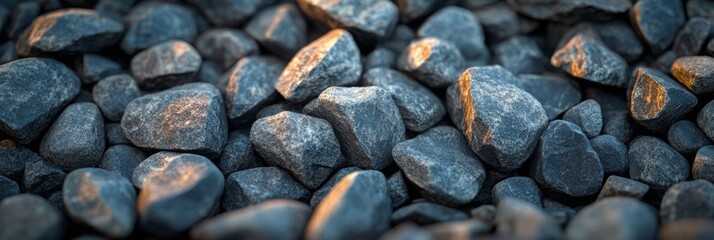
xmin=0 ymin=58 xmax=80 ymax=144
xmin=694 ymin=145 xmax=714 ymax=182
xmin=245 ymin=3 xmax=307 ymax=58
xmin=305 ymin=170 xmax=391 ymax=240
xmin=628 ymin=136 xmax=690 ymax=192
xmin=697 ymin=100 xmax=714 ymax=142
xmin=445 ymin=83 xmax=464 ymax=130
xmin=425 ymin=219 xmax=492 ymax=240
xmin=298 ymin=0 xmax=398 ymax=46
xmin=459 ymin=66 xmax=548 ymax=171
xmin=653 ymin=50 xmax=678 ymax=74
xmin=517 ymin=74 xmax=582 ymax=120
xmin=379 ymin=223 xmax=434 ymax=240
xmin=76 ymin=54 xmax=122 ymax=85
xmin=492 ymin=176 xmax=542 ymax=207
xmin=397 ymin=37 xmax=465 ymax=88
xmin=221 ymin=56 xmax=282 ymax=122
xmin=417 ymin=6 xmax=488 ymax=60
xmin=362 ymin=68 xmax=446 ymax=132
xmin=16 ymin=9 xmax=123 ymax=56
xmin=566 ymin=197 xmax=658 ymax=240
xmin=563 ymin=100 xmax=602 ymax=138
xmin=0 ymin=139 xmax=36 ymax=181
xmin=474 ymin=3 xmax=537 ymax=41
xmin=394 ymin=0 xmax=439 ymax=22
xmin=304 ymin=86 xmax=405 ymax=170
xmin=709 ymin=39 xmax=714 ymax=56
xmin=309 ymin=167 xmax=362 ymax=207
xmin=660 ymin=179 xmax=714 ymax=222
xmin=63 ymin=168 xmax=136 ymax=238
xmin=0 ymin=41 xmax=17 ymax=64
xmin=121 ymin=2 xmax=196 ymax=54
xmin=590 ymin=135 xmax=628 ymax=176
xmin=687 ymin=0 xmax=714 ymax=19
xmin=275 ymin=29 xmax=362 ymax=103
xmin=592 ymin=21 xmax=644 ymax=62
xmin=363 ymin=48 xmax=397 ymax=70
xmin=255 ymin=102 xmax=303 ymax=120
xmin=551 ymin=33 xmax=628 ymax=87
xmin=0 ymin=194 xmax=65 ymax=240
xmin=24 ymin=157 xmax=65 ymax=197
xmin=39 ymin=103 xmax=105 ymax=172
xmin=5 ymin=1 xmax=39 ymax=39
xmin=196 ymin=29 xmax=258 ymax=69
xmin=672 ymin=18 xmax=712 ymax=56
xmin=668 ymin=120 xmax=711 ymax=156
xmin=392 ymin=202 xmax=468 ymax=225
xmin=130 ymin=40 xmax=202 ymax=90
xmin=0 ymin=175 xmax=19 ymax=200
xmin=630 ymin=67 xmax=697 ymax=132
xmin=94 ymin=0 xmax=134 ymax=21
xmin=136 ymin=152 xmax=224 ymax=237
xmin=545 ymin=207 xmax=576 ymax=227
xmin=659 ymin=219 xmax=714 ymax=240
xmin=494 ymin=36 xmax=546 ymax=75
xmin=531 ymin=120 xmax=604 ymax=197
xmin=632 ymin=0 xmax=686 ymax=54
xmin=223 ymin=167 xmax=310 ymax=211
xmin=92 ymin=74 xmax=141 ymax=121
xmin=388 ymin=171 xmax=409 ymax=208
xmin=186 ymin=0 xmax=275 ymax=27
xmin=105 ymin=123 xmax=129 ymax=145
xmin=672 ymin=56 xmax=714 ymax=95
xmin=506 ymin=0 xmax=631 ymax=22
xmin=47 ymin=190 xmax=62 ymax=210
xmin=196 ymin=60 xmax=223 ymax=87
xmin=603 ymin=110 xmax=636 ymax=144
xmin=393 ymin=126 xmax=485 ymax=205
xmin=219 ymin=131 xmax=259 ymax=176
xmin=470 ymin=204 xmax=496 ymax=224
xmin=495 ymin=198 xmax=563 ymax=240
xmin=596 ymin=175 xmax=649 ymax=200
xmin=99 ymin=145 xmax=145 ymax=181
xmin=379 ymin=24 xmax=416 ymax=54
xmin=72 ymin=89 xmax=93 ymax=103
xmin=121 ymin=83 xmax=228 ymax=158
xmin=190 ymin=199 xmax=311 ymax=240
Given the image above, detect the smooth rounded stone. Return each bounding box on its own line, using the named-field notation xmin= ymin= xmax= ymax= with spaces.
xmin=392 ymin=202 xmax=468 ymax=225
xmin=668 ymin=120 xmax=711 ymax=156
xmin=186 ymin=0 xmax=274 ymax=26
xmin=304 ymin=86 xmax=405 ymax=170
xmin=0 ymin=175 xmax=19 ymax=200
xmin=136 ymin=152 xmax=224 ymax=237
xmin=531 ymin=120 xmax=604 ymax=197
xmin=388 ymin=171 xmax=409 ymax=208
xmin=596 ymin=176 xmax=649 ymax=200
xmin=195 ymin=29 xmax=258 ymax=69
xmin=91 ymin=74 xmax=141 ymax=122
xmin=275 ymin=29 xmax=362 ymax=103
xmin=132 ymin=151 xmax=188 ymax=189
xmin=121 ymin=2 xmax=196 ymax=54
xmin=221 ymin=56 xmax=282 ymax=122
xmin=15 ymin=8 xmax=123 ymax=56
xmin=6 ymin=1 xmax=38 ymax=40
xmin=105 ymin=123 xmax=129 ymax=145
xmin=474 ymin=2 xmax=536 ymax=41
xmin=660 ymin=179 xmax=714 ymax=222
xmin=364 ymin=48 xmax=397 ymax=70
xmin=298 ymin=0 xmax=398 ymax=46
xmin=394 ymin=0 xmax=439 ymax=22
xmin=672 ymin=18 xmax=711 ymax=56
xmin=191 ymin=199 xmax=311 ymax=240
xmin=506 ymin=0 xmax=631 ymax=22
xmin=563 ymin=100 xmax=602 ymax=138
xmin=0 ymin=41 xmax=18 ymax=64
xmin=566 ymin=197 xmax=658 ymax=240
xmin=495 ymin=198 xmax=563 ymax=240
xmin=379 ymin=24 xmax=416 ymax=54
xmin=363 ymin=68 xmax=445 ymax=132
xmin=130 ymin=40 xmax=202 ymax=90
xmin=694 ymin=145 xmax=714 ymax=181
xmin=659 ymin=219 xmax=714 ymax=240
xmin=672 ymin=56 xmax=714 ymax=95
xmin=446 ymin=83 xmax=464 ymax=130
xmin=492 ymin=177 xmax=542 ymax=207
xmin=473 ymin=170 xmax=515 ymax=205
xmin=121 ymin=83 xmax=228 ymax=157
xmin=424 ymin=219 xmax=492 ymax=240
xmin=39 ymin=103 xmax=105 ymax=172
xmin=397 ymin=37 xmax=465 ymax=88
xmin=417 ymin=6 xmax=488 ymax=60
xmin=379 ymin=223 xmax=434 ymax=240
xmin=305 ymin=170 xmax=391 ymax=240
xmin=591 ymin=21 xmax=644 ymax=62
xmin=63 ymin=168 xmax=136 ymax=238
xmin=632 ymin=0 xmax=686 ymax=54
xmin=309 ymin=167 xmax=361 ymax=207
xmin=0 ymin=194 xmax=64 ymax=240
xmin=0 ymin=58 xmax=80 ymax=144
xmin=99 ymin=145 xmax=145 ymax=181
xmin=75 ymin=54 xmax=122 ymax=85
xmin=494 ymin=36 xmax=546 ymax=75
xmin=630 ymin=67 xmax=697 ymax=132
xmin=628 ymin=136 xmax=690 ymax=192
xmin=223 ymin=167 xmax=311 ymax=211
xmin=219 ymin=131 xmax=259 ymax=176
xmin=245 ymin=3 xmax=307 ymax=58
xmin=470 ymin=205 xmax=497 ymax=224
xmin=590 ymin=135 xmax=628 ymax=176
xmin=0 ymin=139 xmax=38 ymax=181
xmin=551 ymin=33 xmax=628 ymax=87
xmin=458 ymin=66 xmax=548 ymax=171
xmin=250 ymin=111 xmax=343 ymax=190
xmin=517 ymin=74 xmax=581 ymax=120
xmin=24 ymin=157 xmax=65 ymax=197
xmin=698 ymin=100 xmax=714 ymax=142
xmin=393 ymin=126 xmax=485 ymax=205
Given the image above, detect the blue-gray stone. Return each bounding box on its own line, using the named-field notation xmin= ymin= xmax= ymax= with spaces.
xmin=121 ymin=2 xmax=196 ymax=54
xmin=99 ymin=145 xmax=145 ymax=181
xmin=223 ymin=166 xmax=310 ymax=211
xmin=39 ymin=103 xmax=105 ymax=172
xmin=0 ymin=194 xmax=65 ymax=240
xmin=628 ymin=136 xmax=690 ymax=192
xmin=130 ymin=40 xmax=202 ymax=90
xmin=92 ymin=74 xmax=141 ymax=122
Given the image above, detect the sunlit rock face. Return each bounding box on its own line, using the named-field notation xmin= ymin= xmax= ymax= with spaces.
xmin=130 ymin=40 xmax=202 ymax=91
xmin=551 ymin=33 xmax=628 ymax=88
xmin=397 ymin=37 xmax=465 ymax=88
xmin=629 ymin=67 xmax=697 ymax=132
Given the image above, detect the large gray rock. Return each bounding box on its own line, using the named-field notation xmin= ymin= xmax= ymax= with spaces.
xmin=221 ymin=56 xmax=282 ymax=123
xmin=130 ymin=40 xmax=202 ymax=90
xmin=629 ymin=67 xmax=697 ymax=132
xmin=245 ymin=3 xmax=307 ymax=58
xmin=0 ymin=194 xmax=65 ymax=240
xmin=223 ymin=167 xmax=311 ymax=211
xmin=298 ymin=0 xmax=398 ymax=46
xmin=397 ymin=37 xmax=465 ymax=88
xmin=121 ymin=2 xmax=196 ymax=54
xmin=551 ymin=33 xmax=628 ymax=87
xmin=417 ymin=6 xmax=489 ymax=60
xmin=39 ymin=103 xmax=105 ymax=172
xmin=628 ymin=136 xmax=690 ymax=192
xmin=566 ymin=197 xmax=658 ymax=240
xmin=631 ymin=0 xmax=686 ymax=54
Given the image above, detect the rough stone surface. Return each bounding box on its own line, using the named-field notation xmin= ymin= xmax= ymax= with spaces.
xmin=672 ymin=18 xmax=711 ymax=56
xmin=628 ymin=136 xmax=690 ymax=192
xmin=0 ymin=175 xmax=19 ymax=200
xmin=304 ymin=86 xmax=405 ymax=170
xmin=63 ymin=168 xmax=136 ymax=238
xmin=495 ymin=198 xmax=563 ymax=240
xmin=99 ymin=145 xmax=145 ymax=181
xmin=195 ymin=29 xmax=259 ymax=69
xmin=653 ymin=50 xmax=679 ymax=74
xmin=417 ymin=6 xmax=489 ymax=60
xmin=24 ymin=157 xmax=65 ymax=197
xmin=698 ymin=100 xmax=714 ymax=142
xmin=694 ymin=145 xmax=714 ymax=182
xmin=446 ymin=83 xmax=464 ymax=130
xmin=506 ymin=0 xmax=631 ymax=22
xmin=394 ymin=0 xmax=439 ymax=22
xmin=672 ymin=56 xmax=714 ymax=95
xmin=76 ymin=54 xmax=122 ymax=85
xmin=223 ymin=167 xmax=310 ymax=211
xmin=590 ymin=135 xmax=628 ymax=176
xmin=387 ymin=171 xmax=409 ymax=208
xmin=39 ymin=103 xmax=105 ymax=172
xmin=630 ymin=67 xmax=697 ymax=132
xmin=566 ymin=197 xmax=658 ymax=240
xmin=660 ymin=179 xmax=714 ymax=222
xmin=275 ymin=29 xmax=362 ymax=103
xmin=298 ymin=0 xmax=398 ymax=46
xmin=0 ymin=194 xmax=65 ymax=240
xmin=92 ymin=74 xmax=141 ymax=121
xmin=379 ymin=24 xmax=416 ymax=54
xmin=596 ymin=176 xmax=650 ymax=200
xmin=121 ymin=2 xmax=196 ymax=54
xmin=0 ymin=139 xmax=35 ymax=181
xmin=393 ymin=126 xmax=485 ymax=205
xmin=492 ymin=176 xmax=542 ymax=207
xmin=668 ymin=120 xmax=711 ymax=156
xmin=659 ymin=219 xmax=714 ymax=240
xmin=391 ymin=202 xmax=468 ymax=225
xmin=494 ymin=36 xmax=546 ymax=75
xmin=0 ymin=58 xmax=80 ymax=144
xmin=563 ymin=100 xmax=602 ymax=138
xmin=245 ymin=3 xmax=307 ymax=58
xmin=363 ymin=48 xmax=396 ymax=70
xmin=309 ymin=167 xmax=361 ymax=207
xmin=105 ymin=123 xmax=129 ymax=145
xmin=121 ymin=83 xmax=228 ymax=158
xmin=517 ymin=74 xmax=581 ymax=120
xmin=219 ymin=131 xmax=259 ymax=176
xmin=632 ymin=0 xmax=686 ymax=54
xmin=592 ymin=21 xmax=644 ymax=62
xmin=551 ymin=33 xmax=628 ymax=87
xmin=397 ymin=37 xmax=465 ymax=88
xmin=196 ymin=60 xmax=223 ymax=87
xmin=474 ymin=2 xmax=537 ymax=41
xmin=130 ymin=40 xmax=202 ymax=90
xmin=459 ymin=66 xmax=548 ymax=171
xmin=187 ymin=0 xmax=275 ymax=27
xmin=221 ymin=56 xmax=282 ymax=122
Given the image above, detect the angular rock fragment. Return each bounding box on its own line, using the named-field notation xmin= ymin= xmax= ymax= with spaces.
xmin=221 ymin=56 xmax=282 ymax=122
xmin=121 ymin=83 xmax=228 ymax=157
xmin=0 ymin=58 xmax=80 ymax=144
xmin=121 ymin=2 xmax=196 ymax=54
xmin=0 ymin=194 xmax=65 ymax=240
xmin=668 ymin=120 xmax=711 ymax=156
xmin=566 ymin=197 xmax=658 ymax=240
xmin=187 ymin=0 xmax=275 ymax=27
xmin=0 ymin=175 xmax=19 ymax=200
xmin=653 ymin=50 xmax=678 ymax=74
xmin=24 ymin=157 xmax=65 ymax=197
xmin=99 ymin=145 xmax=145 ymax=181
xmin=223 ymin=167 xmax=310 ymax=211
xmin=517 ymin=74 xmax=581 ymax=120
xmin=492 ymin=177 xmax=542 ymax=207
xmin=631 ymin=0 xmax=686 ymax=54
xmin=16 ymin=9 xmax=123 ymax=56
xmin=474 ymin=3 xmax=537 ymax=41
xmin=417 ymin=6 xmax=489 ymax=60
xmin=563 ymin=100 xmax=602 ymax=138
xmin=276 ymin=29 xmax=362 ymax=103
xmin=494 ymin=36 xmax=546 ymax=75
xmin=245 ymin=3 xmax=307 ymax=58
xmin=309 ymin=167 xmax=361 ymax=207
xmin=305 ymin=86 xmax=404 ymax=170
xmin=506 ymin=0 xmax=631 ymax=22
xmin=388 ymin=171 xmax=409 ymax=208
xmin=630 ymin=67 xmax=697 ymax=132
xmin=393 ymin=126 xmax=485 ymax=205
xmin=40 ymin=103 xmax=105 ymax=172
xmin=76 ymin=54 xmax=122 ymax=85
xmin=590 ymin=135 xmax=628 ymax=176
xmin=5 ymin=1 xmax=39 ymax=40
xmin=660 ymin=179 xmax=714 ymax=222
xmin=63 ymin=168 xmax=136 ymax=238
xmin=596 ymin=176 xmax=649 ymax=200
xmin=659 ymin=219 xmax=714 ymax=240
xmin=397 ymin=37 xmax=465 ymax=88
xmin=195 ymin=29 xmax=258 ymax=69
xmin=92 ymin=74 xmax=141 ymax=121
xmin=495 ymin=198 xmax=563 ymax=240
xmin=459 ymin=66 xmax=548 ymax=171
xmin=0 ymin=139 xmax=36 ymax=181
xmin=628 ymin=136 xmax=690 ymax=192
xmin=219 ymin=131 xmax=259 ymax=176
xmin=551 ymin=34 xmax=628 ymax=87
xmin=672 ymin=56 xmax=714 ymax=95
xmin=445 ymin=83 xmax=464 ymax=130
xmin=694 ymin=145 xmax=714 ymax=182
xmin=298 ymin=0 xmax=398 ymax=46
xmin=591 ymin=21 xmax=644 ymax=62
xmin=392 ymin=202 xmax=468 ymax=225
xmin=105 ymin=123 xmax=129 ymax=145
xmin=672 ymin=18 xmax=711 ymax=56
xmin=130 ymin=40 xmax=202 ymax=90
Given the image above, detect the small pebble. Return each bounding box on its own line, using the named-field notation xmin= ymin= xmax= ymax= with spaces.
xmin=387 ymin=171 xmax=409 ymax=208
xmin=392 ymin=202 xmax=468 ymax=225
xmin=545 ymin=207 xmax=576 ymax=227
xmin=221 ymin=56 xmax=282 ymax=123
xmin=668 ymin=120 xmax=711 ymax=156
xmin=0 ymin=139 xmax=34 ymax=181
xmin=551 ymin=33 xmax=628 ymax=87
xmin=309 ymin=167 xmax=361 ymax=207
xmin=671 ymin=56 xmax=714 ymax=95
xmin=394 ymin=0 xmax=439 ymax=22
xmin=445 ymin=83 xmax=464 ymax=130
xmin=694 ymin=145 xmax=714 ymax=182
xmin=563 ymin=100 xmax=602 ymax=138
xmin=660 ymin=179 xmax=714 ymax=222
xmin=245 ymin=3 xmax=307 ymax=58
xmin=495 ymin=198 xmax=563 ymax=240
xmin=397 ymin=37 xmax=465 ymax=88
xmin=39 ymin=103 xmax=105 ymax=172
xmin=130 ymin=40 xmax=202 ymax=90
xmin=223 ymin=166 xmax=310 ymax=211
xmin=492 ymin=176 xmax=542 ymax=207
xmin=298 ymin=0 xmax=398 ymax=46
xmin=596 ymin=175 xmax=650 ymax=200
xmin=186 ymin=0 xmax=274 ymax=26
xmin=24 ymin=157 xmax=65 ymax=197
xmin=566 ymin=197 xmax=658 ymax=240
xmin=218 ymin=131 xmax=259 ymax=176
xmin=99 ymin=145 xmax=145 ymax=181
xmin=104 ymin=123 xmax=129 ymax=145
xmin=196 ymin=60 xmax=223 ymax=87
xmin=0 ymin=194 xmax=65 ymax=240
xmin=417 ymin=6 xmax=489 ymax=60
xmin=91 ymin=74 xmax=141 ymax=121
xmin=0 ymin=175 xmax=19 ymax=200
xmin=474 ymin=2 xmax=536 ymax=41
xmin=75 ymin=54 xmax=122 ymax=85
xmin=494 ymin=36 xmax=546 ymax=75
xmin=590 ymin=135 xmax=628 ymax=176
xmin=628 ymin=136 xmax=690 ymax=192
xmin=121 ymin=2 xmax=196 ymax=54
xmin=629 ymin=67 xmax=697 ymax=132
xmin=195 ymin=29 xmax=259 ymax=69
